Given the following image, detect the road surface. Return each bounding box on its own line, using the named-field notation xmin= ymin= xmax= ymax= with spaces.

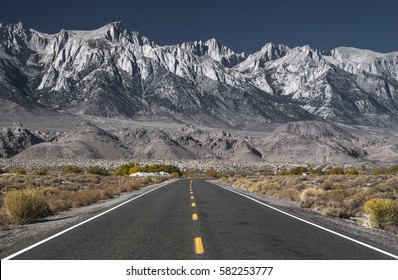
xmin=5 ymin=179 xmax=398 ymax=259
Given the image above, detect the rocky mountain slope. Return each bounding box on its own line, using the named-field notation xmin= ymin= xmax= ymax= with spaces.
xmin=1 ymin=121 xmax=397 ymax=164
xmin=0 ymin=123 xmax=45 ymax=157
xmin=254 ymin=121 xmax=368 ymax=163
xmin=16 ymin=122 xmax=130 ymax=160
xmin=1 ymin=22 xmax=398 ymax=128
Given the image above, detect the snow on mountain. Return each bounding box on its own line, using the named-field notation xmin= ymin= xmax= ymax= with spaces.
xmin=1 ymin=22 xmax=398 ymax=128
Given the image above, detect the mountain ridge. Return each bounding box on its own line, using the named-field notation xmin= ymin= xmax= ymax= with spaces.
xmin=1 ymin=22 xmax=398 ymax=128
xmin=2 ymin=121 xmax=396 ymax=164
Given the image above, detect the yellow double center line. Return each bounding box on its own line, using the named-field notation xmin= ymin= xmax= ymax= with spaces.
xmin=190 ymin=180 xmax=204 ymax=255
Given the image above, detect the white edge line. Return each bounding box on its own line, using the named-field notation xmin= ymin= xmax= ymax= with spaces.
xmin=3 ymin=179 xmax=176 ymax=260
xmin=212 ymin=181 xmax=398 ymax=260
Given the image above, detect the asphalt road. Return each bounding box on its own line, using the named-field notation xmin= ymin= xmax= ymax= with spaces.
xmin=6 ymin=179 xmax=398 ymax=259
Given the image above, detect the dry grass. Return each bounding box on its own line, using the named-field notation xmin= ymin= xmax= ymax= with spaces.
xmin=0 ymin=172 xmax=170 ymax=225
xmin=3 ymin=188 xmax=50 ymax=224
xmin=219 ymin=174 xmax=398 ymax=233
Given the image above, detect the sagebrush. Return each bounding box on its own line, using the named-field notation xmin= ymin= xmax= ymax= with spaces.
xmin=363 ymin=198 xmax=398 ymax=229
xmin=4 ymin=188 xmax=50 ymax=224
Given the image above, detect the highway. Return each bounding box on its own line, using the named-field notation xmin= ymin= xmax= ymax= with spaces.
xmin=5 ymin=179 xmax=398 ymax=259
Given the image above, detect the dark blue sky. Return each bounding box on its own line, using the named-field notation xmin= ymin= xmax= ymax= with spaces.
xmin=1 ymin=0 xmax=397 ymax=53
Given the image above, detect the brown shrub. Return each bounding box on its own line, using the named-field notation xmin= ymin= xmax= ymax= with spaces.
xmin=4 ymin=188 xmax=51 ymax=224
xmin=118 ymin=180 xmax=145 ymax=193
xmin=277 ymin=188 xmax=301 ymax=201
xmin=300 ymin=187 xmax=325 ymax=208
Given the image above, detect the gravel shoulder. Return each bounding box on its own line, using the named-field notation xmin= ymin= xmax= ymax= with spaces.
xmin=0 ymin=179 xmax=176 ymax=259
xmin=211 ymin=180 xmax=398 ymax=255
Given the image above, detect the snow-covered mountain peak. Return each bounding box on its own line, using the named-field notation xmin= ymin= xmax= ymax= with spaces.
xmin=179 ymin=38 xmax=235 ymax=61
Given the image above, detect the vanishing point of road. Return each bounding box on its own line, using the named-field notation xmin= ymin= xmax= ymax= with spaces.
xmin=4 ymin=179 xmax=398 ymax=259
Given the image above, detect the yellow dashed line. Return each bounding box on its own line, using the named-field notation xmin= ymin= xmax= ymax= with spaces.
xmin=194 ymin=237 xmax=204 ymax=254
xmin=190 ymin=180 xmax=203 ymax=255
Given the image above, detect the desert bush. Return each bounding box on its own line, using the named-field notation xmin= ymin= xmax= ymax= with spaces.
xmin=63 ymin=165 xmax=82 ymax=174
xmin=287 ymin=177 xmax=308 ymax=191
xmin=68 ymin=189 xmax=103 ymax=207
xmin=205 ymin=168 xmax=220 ymax=178
xmin=257 ymin=181 xmax=281 ymax=194
xmin=371 ymin=165 xmax=398 ymax=175
xmin=277 ymin=188 xmax=301 ymax=201
xmin=371 ymin=168 xmax=388 ymax=175
xmin=289 ymin=166 xmax=309 ymax=175
xmin=115 ymin=163 xmax=138 ymax=175
xmin=345 ymin=169 xmax=359 ymax=175
xmin=322 ymin=205 xmax=351 ymax=219
xmin=4 ymin=188 xmax=51 ymax=224
xmin=319 ymin=180 xmax=334 ymax=191
xmin=388 ymin=164 xmax=398 ymax=173
xmin=33 ymin=169 xmax=48 ymax=176
xmin=325 ymin=189 xmax=348 ymax=202
xmin=117 ymin=180 xmax=145 ymax=193
xmin=300 ymin=187 xmax=325 ymax=208
xmin=363 ymin=198 xmax=398 ymax=229
xmin=45 ymin=195 xmax=71 ymax=213
xmin=48 ymin=189 xmax=103 ymax=209
xmin=276 ymin=169 xmax=290 ymax=176
xmin=325 ymin=167 xmax=344 ymax=175
xmin=87 ymin=166 xmax=110 ymax=176
xmin=384 ymin=177 xmax=398 ymax=189
xmin=310 ymin=168 xmax=324 ymax=175
xmin=11 ymin=168 xmax=26 ymax=175
xmin=366 ymin=185 xmax=395 ymax=198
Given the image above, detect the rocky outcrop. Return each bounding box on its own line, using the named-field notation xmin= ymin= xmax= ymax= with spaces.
xmin=0 ymin=123 xmax=44 ymax=157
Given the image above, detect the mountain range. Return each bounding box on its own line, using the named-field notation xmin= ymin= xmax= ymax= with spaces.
xmin=1 ymin=21 xmax=398 ymax=129
xmin=0 ymin=121 xmax=396 ymax=164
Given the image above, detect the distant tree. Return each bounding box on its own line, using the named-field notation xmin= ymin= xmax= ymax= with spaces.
xmin=129 ymin=165 xmax=142 ymax=174
xmin=115 ymin=163 xmax=137 ymax=175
